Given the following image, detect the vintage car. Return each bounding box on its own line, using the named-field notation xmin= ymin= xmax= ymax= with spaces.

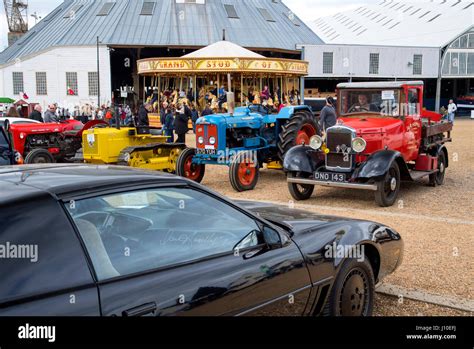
xmin=284 ymin=81 xmax=453 ymax=207
xmin=0 ymin=165 xmax=403 ymax=316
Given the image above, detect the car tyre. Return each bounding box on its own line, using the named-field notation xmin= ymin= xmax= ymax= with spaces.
xmin=429 ymin=151 xmax=446 ymax=187
xmin=176 ymin=148 xmax=205 ymax=183
xmin=374 ymin=162 xmax=400 ymax=207
xmin=24 ymin=149 xmax=55 ymax=164
xmin=322 ymin=258 xmax=375 ymax=317
xmin=288 ymin=172 xmax=314 ymax=201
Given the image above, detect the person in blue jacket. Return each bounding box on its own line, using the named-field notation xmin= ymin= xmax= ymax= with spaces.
xmin=163 ymin=108 xmax=175 ymax=143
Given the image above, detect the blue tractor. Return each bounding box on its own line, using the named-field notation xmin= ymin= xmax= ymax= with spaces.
xmin=176 ymin=104 xmax=318 ymax=192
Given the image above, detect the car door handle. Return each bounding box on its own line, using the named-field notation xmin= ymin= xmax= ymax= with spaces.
xmin=122 ymin=302 xmax=157 ymax=317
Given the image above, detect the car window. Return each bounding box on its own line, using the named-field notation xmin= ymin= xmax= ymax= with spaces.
xmin=66 ymin=187 xmax=262 ymax=281
xmin=0 ymin=195 xmax=95 ymax=304
xmin=0 ymin=128 xmax=8 ymax=148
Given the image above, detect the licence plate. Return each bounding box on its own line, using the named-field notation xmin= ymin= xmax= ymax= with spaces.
xmin=314 ymin=172 xmax=347 ymax=183
xmin=196 ymin=149 xmax=217 ymax=155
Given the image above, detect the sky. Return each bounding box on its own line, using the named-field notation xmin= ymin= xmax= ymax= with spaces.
xmin=0 ymin=0 xmax=381 ymax=50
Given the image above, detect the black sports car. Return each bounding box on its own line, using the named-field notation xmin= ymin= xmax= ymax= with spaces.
xmin=0 ymin=165 xmax=403 ymax=316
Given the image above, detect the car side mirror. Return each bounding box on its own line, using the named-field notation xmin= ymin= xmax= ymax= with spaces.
xmin=262 ymin=225 xmax=283 ymax=250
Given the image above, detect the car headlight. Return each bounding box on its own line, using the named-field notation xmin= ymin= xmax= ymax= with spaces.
xmin=209 ymin=137 xmax=216 ymax=145
xmin=198 ymin=136 xmax=204 ymax=145
xmin=352 ymin=137 xmax=367 ymax=153
xmin=309 ymin=135 xmax=323 ymax=150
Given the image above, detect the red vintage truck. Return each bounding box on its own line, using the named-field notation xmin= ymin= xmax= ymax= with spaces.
xmin=284 ymin=81 xmax=453 ymax=207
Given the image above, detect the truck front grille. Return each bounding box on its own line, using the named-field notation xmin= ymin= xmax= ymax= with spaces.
xmin=326 ymin=127 xmax=354 ymax=171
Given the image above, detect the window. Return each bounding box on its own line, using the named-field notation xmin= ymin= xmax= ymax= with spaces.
xmin=369 ymin=53 xmax=379 ymax=74
xmin=0 ymin=127 xmax=8 ymax=148
xmin=258 ymin=8 xmax=275 ymax=22
xmin=64 ymin=4 xmax=84 ymax=18
xmin=224 ymin=4 xmax=238 ymax=18
xmin=413 ymin=54 xmax=423 ymax=75
xmin=97 ymin=2 xmax=115 ymax=16
xmin=323 ymin=52 xmax=333 ymax=74
xmin=36 ymin=72 xmax=47 ymax=95
xmin=408 ymin=88 xmax=420 ymax=115
xmin=67 ymin=188 xmax=263 ymax=280
xmin=0 ymin=196 xmax=95 ymax=304
xmin=140 ymin=1 xmax=156 ymax=15
xmin=12 ymin=72 xmax=24 ymax=95
xmin=88 ymin=72 xmax=99 ymax=96
xmin=66 ymin=72 xmax=78 ymax=96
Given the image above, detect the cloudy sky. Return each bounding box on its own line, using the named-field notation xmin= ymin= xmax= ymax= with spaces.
xmin=0 ymin=0 xmax=380 ymax=50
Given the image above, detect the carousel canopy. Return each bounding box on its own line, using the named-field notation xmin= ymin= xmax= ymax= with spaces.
xmin=138 ymin=40 xmax=309 ymax=77
xmin=182 ymin=41 xmax=265 ymax=59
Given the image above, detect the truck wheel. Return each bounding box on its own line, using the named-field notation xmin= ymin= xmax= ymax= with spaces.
xmin=288 ymin=172 xmax=314 ymax=201
xmin=429 ymin=152 xmax=446 ymax=187
xmin=176 ymin=148 xmax=205 ymax=183
xmin=278 ymin=112 xmax=318 ymax=162
xmin=25 ymin=149 xmax=55 ymax=164
xmin=374 ymin=162 xmax=400 ymax=207
xmin=229 ymin=152 xmax=259 ymax=192
xmin=322 ymin=258 xmax=375 ymax=316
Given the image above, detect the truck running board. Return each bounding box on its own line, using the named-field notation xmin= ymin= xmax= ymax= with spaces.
xmin=409 ymin=170 xmax=438 ymax=181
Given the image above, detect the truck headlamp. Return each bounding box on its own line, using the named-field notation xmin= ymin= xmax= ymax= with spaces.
xmin=198 ymin=136 xmax=204 ymax=145
xmin=352 ymin=137 xmax=367 ymax=153
xmin=209 ymin=137 xmax=216 ymax=145
xmin=309 ymin=135 xmax=323 ymax=150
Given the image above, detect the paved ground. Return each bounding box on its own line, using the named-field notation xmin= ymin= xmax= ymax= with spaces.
xmin=184 ymin=119 xmax=474 ymax=316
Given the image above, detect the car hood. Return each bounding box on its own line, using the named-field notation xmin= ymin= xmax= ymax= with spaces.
xmin=339 ymin=117 xmax=403 ymax=135
xmin=235 ymin=200 xmax=359 ymax=233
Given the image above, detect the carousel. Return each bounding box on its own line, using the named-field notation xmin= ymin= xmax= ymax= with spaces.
xmin=137 ymin=39 xmax=309 ymax=126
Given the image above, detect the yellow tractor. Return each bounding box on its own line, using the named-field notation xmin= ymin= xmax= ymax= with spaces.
xmin=82 ymin=126 xmax=186 ymax=172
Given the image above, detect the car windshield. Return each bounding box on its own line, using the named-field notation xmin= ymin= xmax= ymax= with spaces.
xmin=339 ymin=89 xmax=401 ymax=118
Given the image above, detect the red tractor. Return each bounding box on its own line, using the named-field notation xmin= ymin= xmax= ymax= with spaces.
xmin=4 ymin=119 xmax=107 ymax=164
xmin=284 ymin=81 xmax=453 ymax=207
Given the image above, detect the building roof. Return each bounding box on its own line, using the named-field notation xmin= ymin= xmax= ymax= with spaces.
xmin=310 ymin=0 xmax=474 ymax=47
xmin=182 ymin=40 xmax=265 ymax=58
xmin=0 ymin=0 xmax=322 ymax=66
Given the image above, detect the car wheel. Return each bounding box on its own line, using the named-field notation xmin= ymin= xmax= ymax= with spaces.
xmin=24 ymin=149 xmax=55 ymax=164
xmin=374 ymin=162 xmax=400 ymax=207
xmin=429 ymin=152 xmax=446 ymax=187
xmin=288 ymin=172 xmax=314 ymax=201
xmin=322 ymin=258 xmax=375 ymax=317
xmin=229 ymin=152 xmax=259 ymax=192
xmin=176 ymin=148 xmax=205 ymax=183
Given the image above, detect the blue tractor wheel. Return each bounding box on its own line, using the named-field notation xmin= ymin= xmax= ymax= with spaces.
xmin=278 ymin=111 xmax=318 ymax=162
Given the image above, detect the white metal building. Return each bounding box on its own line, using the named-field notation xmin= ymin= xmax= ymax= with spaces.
xmin=304 ymin=0 xmax=474 ymax=111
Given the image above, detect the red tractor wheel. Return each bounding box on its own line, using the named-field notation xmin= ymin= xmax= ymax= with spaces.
xmin=278 ymin=111 xmax=318 ymax=162
xmin=176 ymin=148 xmax=205 ymax=183
xmin=229 ymin=152 xmax=259 ymax=192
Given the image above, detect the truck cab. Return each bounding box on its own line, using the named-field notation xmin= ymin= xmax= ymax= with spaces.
xmin=284 ymin=81 xmax=452 ymax=207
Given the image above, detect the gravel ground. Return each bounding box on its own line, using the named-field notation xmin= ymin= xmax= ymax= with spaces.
xmin=374 ymin=294 xmax=472 ymax=316
xmin=184 ymin=119 xmax=474 ymax=316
